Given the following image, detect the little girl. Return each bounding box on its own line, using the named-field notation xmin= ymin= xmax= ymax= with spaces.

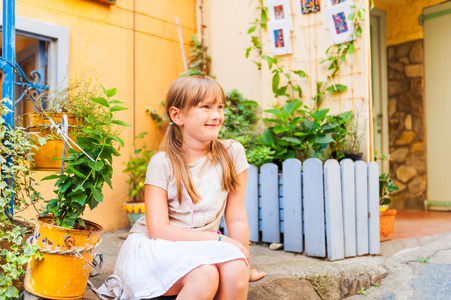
xmin=107 ymin=76 xmax=265 ymax=299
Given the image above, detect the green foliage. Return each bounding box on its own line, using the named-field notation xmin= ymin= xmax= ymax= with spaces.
xmin=356 ymin=287 xmax=367 ymax=296
xmin=260 ymin=100 xmax=340 ymax=163
xmin=416 ymin=258 xmax=429 ymax=263
xmin=180 ymin=35 xmax=213 ymax=77
xmin=146 ymin=101 xmax=167 ymax=127
xmin=327 ymin=111 xmax=353 ymax=158
xmin=0 ymin=98 xmax=45 ymax=299
xmin=342 ymin=115 xmax=365 ymax=155
xmin=35 ymin=73 xmax=122 ymax=138
xmin=219 ymin=89 xmax=259 ymax=140
xmin=379 ymin=172 xmax=399 ymax=206
xmin=246 ymin=146 xmax=275 ymax=167
xmin=41 ymin=86 xmax=131 ymax=228
xmin=123 ymin=132 xmax=154 ymax=202
xmin=376 ymin=154 xmax=399 ymax=206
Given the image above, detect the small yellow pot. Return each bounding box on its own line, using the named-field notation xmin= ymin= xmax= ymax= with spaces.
xmin=27 ymin=113 xmax=78 ymax=170
xmin=24 ymin=216 xmax=102 ymax=299
xmin=123 ymin=201 xmax=145 ymax=227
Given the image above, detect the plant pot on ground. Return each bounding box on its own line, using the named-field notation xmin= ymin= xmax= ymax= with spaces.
xmin=123 ymin=132 xmax=154 ymax=227
xmin=23 ymin=85 xmax=130 ymax=299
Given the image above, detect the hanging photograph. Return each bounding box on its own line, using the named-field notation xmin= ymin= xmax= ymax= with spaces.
xmin=267 ymin=20 xmax=292 ymax=56
xmin=301 ymin=0 xmax=320 ymax=14
xmin=325 ymin=0 xmax=353 ymax=7
xmin=268 ymin=0 xmax=293 ymax=30
xmin=323 ymin=2 xmax=355 ymax=44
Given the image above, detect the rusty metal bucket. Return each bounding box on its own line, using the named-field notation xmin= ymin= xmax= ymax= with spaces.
xmin=24 ymin=216 xmax=103 ymax=299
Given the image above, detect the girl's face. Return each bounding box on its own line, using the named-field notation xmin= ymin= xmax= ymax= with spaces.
xmin=178 ymin=97 xmax=224 ymax=145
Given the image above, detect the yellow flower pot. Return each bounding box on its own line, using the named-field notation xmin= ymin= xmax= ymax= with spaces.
xmin=27 ymin=113 xmax=78 ymax=170
xmin=24 ymin=216 xmax=102 ymax=299
xmin=123 ymin=202 xmax=146 ymax=227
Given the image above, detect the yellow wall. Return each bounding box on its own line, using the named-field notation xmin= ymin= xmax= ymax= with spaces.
xmin=7 ymin=0 xmax=196 ymax=231
xmin=375 ymin=0 xmax=446 ymax=46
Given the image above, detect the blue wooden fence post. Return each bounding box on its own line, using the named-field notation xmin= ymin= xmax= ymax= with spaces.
xmin=340 ymin=159 xmax=357 ymax=257
xmin=245 ymin=165 xmax=259 ymax=242
xmin=1 ymin=0 xmax=16 ymax=218
xmin=324 ymin=159 xmax=345 ymax=261
xmin=303 ymin=158 xmax=326 ymax=257
xmin=368 ymin=162 xmax=380 ymax=254
xmin=355 ymin=161 xmax=369 ymax=255
xmin=282 ymin=158 xmax=303 ymax=252
xmin=260 ymin=163 xmax=280 ymax=243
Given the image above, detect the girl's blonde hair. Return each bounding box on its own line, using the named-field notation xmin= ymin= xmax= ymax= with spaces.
xmin=161 ymin=76 xmax=239 ymax=204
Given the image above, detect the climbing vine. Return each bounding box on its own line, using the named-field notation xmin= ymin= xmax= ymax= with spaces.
xmin=245 ymin=0 xmax=371 ymax=106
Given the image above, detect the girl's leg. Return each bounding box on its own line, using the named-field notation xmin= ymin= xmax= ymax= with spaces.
xmin=163 ymin=264 xmax=219 ymax=300
xmin=214 ymin=259 xmax=248 ymax=300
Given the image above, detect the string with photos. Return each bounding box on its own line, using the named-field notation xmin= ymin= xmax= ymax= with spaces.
xmin=246 ymin=0 xmax=373 ymax=107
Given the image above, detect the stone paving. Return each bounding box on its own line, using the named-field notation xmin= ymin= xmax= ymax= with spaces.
xmin=25 ymin=228 xmax=451 ymax=299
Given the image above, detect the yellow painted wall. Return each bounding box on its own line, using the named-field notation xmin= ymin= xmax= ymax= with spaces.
xmin=375 ymin=0 xmax=446 ymax=46
xmin=6 ymin=0 xmax=196 ymax=231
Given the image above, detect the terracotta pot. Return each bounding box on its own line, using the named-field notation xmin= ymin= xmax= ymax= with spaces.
xmin=380 ymin=209 xmax=397 ymax=241
xmin=27 ymin=113 xmax=78 ymax=170
xmin=123 ymin=201 xmax=146 ymax=227
xmin=24 ymin=215 xmax=102 ymax=299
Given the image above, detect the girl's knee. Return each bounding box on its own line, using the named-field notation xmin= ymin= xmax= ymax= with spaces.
xmin=218 ymin=259 xmax=248 ymax=283
xmin=187 ymin=264 xmax=220 ymax=288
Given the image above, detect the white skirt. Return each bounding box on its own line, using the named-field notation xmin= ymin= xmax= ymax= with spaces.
xmin=99 ymin=233 xmax=248 ymax=300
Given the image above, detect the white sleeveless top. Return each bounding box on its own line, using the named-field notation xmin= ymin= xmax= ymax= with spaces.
xmin=129 ymin=139 xmax=249 ymax=236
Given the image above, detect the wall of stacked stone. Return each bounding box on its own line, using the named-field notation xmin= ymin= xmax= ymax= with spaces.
xmin=387 ymin=39 xmax=427 ymax=210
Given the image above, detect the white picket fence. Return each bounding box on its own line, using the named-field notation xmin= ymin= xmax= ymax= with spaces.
xmin=220 ymin=158 xmax=380 ymax=261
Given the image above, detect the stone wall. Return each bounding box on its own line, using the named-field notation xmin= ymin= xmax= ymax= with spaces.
xmin=387 ymin=39 xmax=427 ymax=210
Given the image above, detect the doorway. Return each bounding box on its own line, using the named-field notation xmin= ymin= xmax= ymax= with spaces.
xmin=423 ymin=1 xmax=451 ymax=210
xmin=370 ymin=8 xmax=389 ymax=170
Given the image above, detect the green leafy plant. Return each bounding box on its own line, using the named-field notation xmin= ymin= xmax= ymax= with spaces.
xmin=0 ymin=98 xmax=44 ymax=299
xmin=246 ymin=146 xmax=275 ymax=167
xmin=356 ymin=287 xmax=367 ymax=296
xmin=377 ymin=154 xmax=399 ymax=206
xmin=41 ymin=86 xmax=131 ymax=228
xmin=180 ymin=35 xmax=213 ymax=77
xmin=123 ymin=132 xmax=154 ymax=202
xmin=416 ymin=258 xmax=429 ymax=263
xmin=219 ymin=89 xmax=259 ymax=140
xmin=328 ymin=111 xmax=353 ymax=159
xmin=342 ymin=115 xmax=366 ymax=155
xmin=30 ymin=74 xmax=122 ymax=141
xmin=260 ymin=100 xmax=339 ymax=163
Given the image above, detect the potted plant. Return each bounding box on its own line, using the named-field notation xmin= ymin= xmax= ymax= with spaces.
xmin=0 ymin=98 xmax=44 ymax=299
xmin=122 ymin=132 xmax=154 ymax=227
xmin=378 ymin=154 xmax=399 ymax=241
xmin=328 ymin=110 xmax=352 ymax=160
xmin=25 ymin=75 xmax=106 ymax=170
xmin=23 ymin=85 xmax=130 ymax=299
xmin=340 ymin=114 xmax=365 ymax=161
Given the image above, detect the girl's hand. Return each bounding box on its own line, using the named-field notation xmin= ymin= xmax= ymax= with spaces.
xmin=221 ymin=235 xmax=250 ymax=263
xmin=249 ymin=268 xmax=266 ymax=282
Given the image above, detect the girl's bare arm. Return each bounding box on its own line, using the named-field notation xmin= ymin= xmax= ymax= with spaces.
xmin=225 ymin=170 xmax=266 ymax=281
